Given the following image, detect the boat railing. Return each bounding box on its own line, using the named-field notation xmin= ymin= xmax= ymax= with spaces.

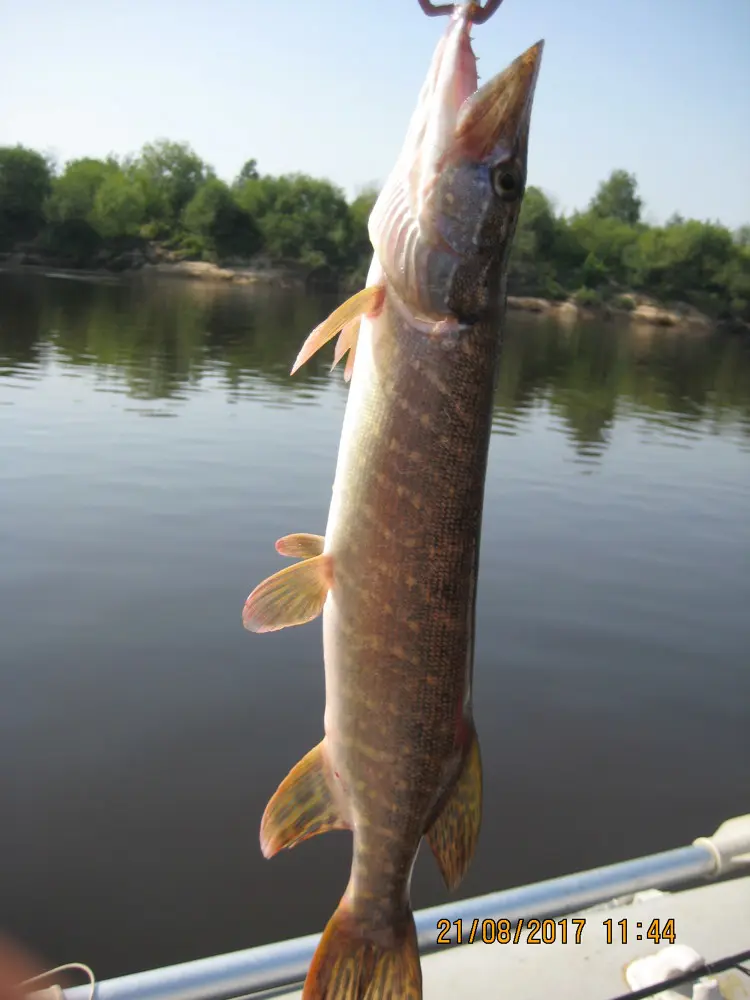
xmin=34 ymin=813 xmax=750 ymax=1000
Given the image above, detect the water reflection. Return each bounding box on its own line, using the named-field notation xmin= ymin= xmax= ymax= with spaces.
xmin=1 ymin=273 xmax=749 ymax=461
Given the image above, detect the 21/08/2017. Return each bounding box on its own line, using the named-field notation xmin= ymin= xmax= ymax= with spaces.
xmin=436 ymin=917 xmax=677 ymax=946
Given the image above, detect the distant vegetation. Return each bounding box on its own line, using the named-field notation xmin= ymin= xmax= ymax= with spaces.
xmin=509 ymin=173 xmax=750 ymax=325
xmin=1 ymin=142 xmax=748 ymax=322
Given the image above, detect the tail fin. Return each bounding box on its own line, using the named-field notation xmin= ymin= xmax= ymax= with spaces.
xmin=303 ymin=901 xmax=422 ymax=1000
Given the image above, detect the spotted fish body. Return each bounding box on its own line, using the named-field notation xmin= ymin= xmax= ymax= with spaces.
xmin=243 ymin=9 xmax=543 ymax=998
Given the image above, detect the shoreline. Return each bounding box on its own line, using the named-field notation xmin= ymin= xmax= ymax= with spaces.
xmin=1 ymin=256 xmax=746 ymax=334
xmin=0 ymin=253 xmax=307 ymax=290
xmin=504 ymin=294 xmax=723 ymax=332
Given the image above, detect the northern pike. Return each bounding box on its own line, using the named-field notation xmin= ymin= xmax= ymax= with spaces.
xmin=242 ymin=4 xmax=543 ymax=996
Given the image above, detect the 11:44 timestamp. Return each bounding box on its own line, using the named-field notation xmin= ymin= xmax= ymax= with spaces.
xmin=603 ymin=918 xmax=676 ymax=945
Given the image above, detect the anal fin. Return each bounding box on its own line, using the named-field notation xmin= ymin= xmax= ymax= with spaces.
xmin=291 ymin=285 xmax=384 ymax=376
xmin=261 ymin=740 xmax=347 ymax=858
xmin=242 ymin=552 xmax=333 ymax=633
xmin=426 ymin=728 xmax=482 ymax=891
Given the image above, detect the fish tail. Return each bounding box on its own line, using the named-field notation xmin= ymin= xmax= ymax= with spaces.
xmin=302 ymin=899 xmax=421 ymax=1000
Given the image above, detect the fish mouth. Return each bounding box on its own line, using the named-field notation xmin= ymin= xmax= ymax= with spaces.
xmin=455 ymin=39 xmax=544 ymax=161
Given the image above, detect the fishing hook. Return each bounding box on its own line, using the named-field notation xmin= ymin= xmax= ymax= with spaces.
xmin=416 ymin=0 xmax=505 ymax=24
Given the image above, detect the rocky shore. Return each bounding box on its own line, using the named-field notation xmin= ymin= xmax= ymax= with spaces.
xmin=1 ymin=248 xmax=745 ymax=334
xmin=0 ymin=245 xmax=309 ymax=290
xmin=505 ymin=294 xmax=720 ymax=331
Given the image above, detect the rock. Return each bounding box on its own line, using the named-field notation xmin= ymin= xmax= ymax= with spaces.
xmin=554 ymin=301 xmax=580 ymax=323
xmin=632 ymin=304 xmax=679 ymax=327
xmin=161 ymin=260 xmax=236 ymax=281
xmin=507 ymin=296 xmax=553 ymax=313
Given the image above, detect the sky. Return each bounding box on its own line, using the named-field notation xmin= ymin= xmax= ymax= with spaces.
xmin=1 ymin=0 xmax=749 ymax=229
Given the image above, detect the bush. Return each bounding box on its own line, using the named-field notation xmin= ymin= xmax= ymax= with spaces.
xmin=140 ymin=220 xmax=169 ymax=241
xmin=730 ymin=297 xmax=749 ymax=321
xmin=41 ymin=218 xmax=103 ymax=266
xmin=574 ymin=287 xmax=602 ymax=307
xmin=542 ymin=277 xmax=569 ymax=301
xmin=182 ymin=178 xmax=261 ymax=259
xmin=613 ymin=294 xmax=636 ymax=311
xmin=172 ymin=234 xmax=207 ymax=260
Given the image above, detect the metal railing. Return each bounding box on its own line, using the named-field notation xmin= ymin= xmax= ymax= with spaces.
xmin=52 ymin=813 xmax=750 ymax=1000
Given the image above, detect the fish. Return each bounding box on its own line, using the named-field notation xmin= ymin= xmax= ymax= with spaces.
xmin=242 ymin=5 xmax=543 ymax=998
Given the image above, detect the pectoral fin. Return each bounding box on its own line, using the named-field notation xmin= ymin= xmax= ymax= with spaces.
xmin=275 ymin=533 xmax=325 ymax=559
xmin=343 ymin=344 xmax=357 ymax=383
xmin=426 ymin=728 xmax=482 ymax=891
xmin=242 ymin=553 xmax=333 ymax=633
xmin=290 ymin=285 xmax=384 ymax=376
xmin=260 ymin=740 xmax=348 ymax=858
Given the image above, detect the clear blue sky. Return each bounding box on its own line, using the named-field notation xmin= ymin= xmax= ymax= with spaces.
xmin=1 ymin=0 xmax=748 ymax=228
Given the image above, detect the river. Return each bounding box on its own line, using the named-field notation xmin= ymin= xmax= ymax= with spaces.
xmin=0 ymin=271 xmax=748 ymax=978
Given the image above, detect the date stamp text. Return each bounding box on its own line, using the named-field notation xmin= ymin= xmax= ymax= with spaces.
xmin=435 ymin=917 xmax=677 ymax=946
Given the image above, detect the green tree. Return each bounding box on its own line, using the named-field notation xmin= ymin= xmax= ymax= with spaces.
xmin=633 ymin=219 xmax=735 ymax=301
xmin=714 ymin=244 xmax=750 ymax=320
xmin=134 ymin=140 xmax=211 ymax=231
xmin=90 ymin=170 xmax=146 ymax=239
xmin=548 ymin=215 xmax=589 ymax=288
xmin=234 ymin=158 xmax=259 ymax=185
xmin=45 ymin=157 xmax=118 ymax=225
xmin=0 ymin=145 xmax=53 ymax=247
xmin=510 ymin=187 xmax=558 ymax=291
xmin=346 ymin=185 xmax=378 ymax=282
xmin=589 ymin=169 xmax=642 ymax=226
xmin=509 ymin=188 xmax=584 ymax=296
xmin=569 ymin=212 xmax=639 ymax=286
xmin=234 ymin=172 xmax=352 ymax=269
xmin=518 ymin=186 xmax=558 ymax=256
xmin=182 ymin=179 xmax=262 ymax=258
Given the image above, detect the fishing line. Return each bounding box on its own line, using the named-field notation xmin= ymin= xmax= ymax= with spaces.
xmin=20 ymin=963 xmax=95 ymax=1000
xmin=602 ymin=946 xmax=750 ymax=1000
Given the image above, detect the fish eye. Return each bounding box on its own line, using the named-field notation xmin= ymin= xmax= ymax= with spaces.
xmin=491 ymin=164 xmax=521 ymax=201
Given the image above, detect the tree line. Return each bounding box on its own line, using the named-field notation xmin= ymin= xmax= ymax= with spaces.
xmin=0 ymin=141 xmax=748 ymax=321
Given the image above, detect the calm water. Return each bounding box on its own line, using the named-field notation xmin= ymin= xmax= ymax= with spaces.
xmin=1 ymin=272 xmax=748 ymax=978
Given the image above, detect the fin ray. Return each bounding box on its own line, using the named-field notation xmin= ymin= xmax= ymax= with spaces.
xmin=426 ymin=727 xmax=482 ymax=891
xmin=303 ymin=903 xmax=421 ymax=1000
xmin=291 ymin=286 xmax=384 ymax=375
xmin=331 ymin=317 xmax=361 ymax=384
xmin=344 ymin=339 xmax=358 ymax=383
xmin=261 ymin=740 xmax=346 ymax=858
xmin=242 ymin=553 xmax=332 ymax=633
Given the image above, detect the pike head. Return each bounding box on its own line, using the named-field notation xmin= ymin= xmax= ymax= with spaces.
xmin=369 ymin=6 xmax=544 ymax=327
